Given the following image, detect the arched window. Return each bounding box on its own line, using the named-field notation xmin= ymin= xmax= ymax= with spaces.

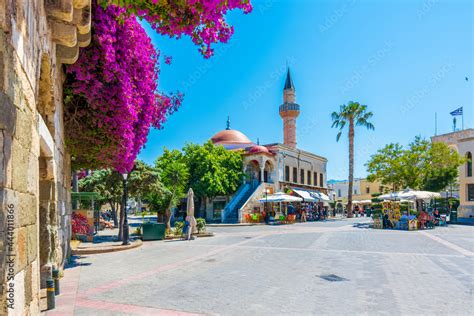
xmin=467 ymin=152 xmax=472 ymax=177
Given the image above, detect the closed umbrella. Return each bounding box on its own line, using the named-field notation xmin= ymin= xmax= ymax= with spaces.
xmin=185 ymin=188 xmax=197 ymax=239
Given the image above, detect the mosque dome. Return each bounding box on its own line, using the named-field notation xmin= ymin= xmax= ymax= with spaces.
xmin=211 ymin=129 xmax=252 ymax=145
xmin=248 ymin=145 xmax=271 ymax=155
xmin=210 ymin=116 xmax=254 ymax=150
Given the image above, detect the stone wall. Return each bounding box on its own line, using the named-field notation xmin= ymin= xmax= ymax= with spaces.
xmin=0 ymin=0 xmax=91 ymax=314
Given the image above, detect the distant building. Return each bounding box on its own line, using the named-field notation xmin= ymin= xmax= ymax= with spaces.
xmin=207 ymin=69 xmax=328 ymax=223
xmin=328 ymin=178 xmax=385 ymax=203
xmin=431 ymin=129 xmax=474 ymax=222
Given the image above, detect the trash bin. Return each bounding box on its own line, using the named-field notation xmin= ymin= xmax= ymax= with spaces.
xmin=142 ymin=222 xmax=165 ymax=241
xmin=449 ymin=209 xmax=457 ymax=223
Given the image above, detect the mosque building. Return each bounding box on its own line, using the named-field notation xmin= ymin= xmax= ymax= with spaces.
xmin=208 ymin=69 xmax=329 ymax=223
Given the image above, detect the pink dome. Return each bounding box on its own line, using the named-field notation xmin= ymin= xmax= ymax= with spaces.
xmin=211 ymin=129 xmax=252 ymax=145
xmin=247 ymin=145 xmax=271 ymax=154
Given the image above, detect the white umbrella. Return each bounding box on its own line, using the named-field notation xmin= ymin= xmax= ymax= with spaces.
xmin=380 ymin=188 xmax=440 ymax=201
xmin=258 ymin=192 xmax=303 ymax=203
xmin=185 ymin=188 xmax=197 ymax=236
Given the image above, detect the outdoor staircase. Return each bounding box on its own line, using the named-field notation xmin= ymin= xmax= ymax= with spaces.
xmin=222 ymin=181 xmax=259 ymax=223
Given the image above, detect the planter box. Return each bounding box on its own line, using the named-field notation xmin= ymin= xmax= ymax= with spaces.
xmin=373 ymin=218 xmax=383 ymax=229
xmin=142 ymin=223 xmax=165 ymax=241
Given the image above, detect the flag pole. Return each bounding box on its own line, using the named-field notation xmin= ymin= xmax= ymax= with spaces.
xmin=462 ymin=109 xmax=464 ymax=130
xmin=435 ymin=112 xmax=437 ymax=135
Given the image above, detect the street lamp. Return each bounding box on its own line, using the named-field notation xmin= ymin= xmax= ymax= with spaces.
xmin=445 ymin=190 xmax=449 ymax=214
xmin=122 ymin=172 xmax=130 ymax=245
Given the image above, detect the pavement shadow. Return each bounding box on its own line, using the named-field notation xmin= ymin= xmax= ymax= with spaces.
xmin=352 ymin=222 xmax=372 ymax=229
xmin=92 ymin=235 xmax=118 ymax=244
xmin=65 ymin=255 xmax=92 ymax=269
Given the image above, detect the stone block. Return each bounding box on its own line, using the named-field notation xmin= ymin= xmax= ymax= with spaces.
xmin=77 ymin=31 xmax=91 ymax=47
xmin=56 ymin=42 xmax=79 ymax=64
xmin=51 ymin=20 xmax=77 ymax=47
xmin=24 ymin=264 xmax=32 ymax=305
xmin=46 ymin=0 xmax=74 ymax=22
xmin=17 ymin=227 xmax=27 ymax=272
xmin=11 ymin=270 xmax=25 ymax=315
xmin=14 ymin=107 xmax=34 ymax=150
xmin=73 ymin=0 xmax=90 ymax=9
xmin=10 ymin=141 xmax=29 ymax=193
xmin=0 ymin=188 xmax=19 ymax=230
xmin=0 ymin=91 xmax=16 ymax=133
xmin=0 ymin=51 xmax=4 ymax=92
xmin=0 ymin=129 xmax=13 ymax=189
xmin=26 ymin=152 xmax=39 ymax=195
xmin=73 ymin=6 xmax=91 ymax=35
xmin=26 ymin=223 xmax=38 ymax=265
xmin=19 ymin=193 xmax=37 ymax=227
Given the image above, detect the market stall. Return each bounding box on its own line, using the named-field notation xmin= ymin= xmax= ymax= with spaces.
xmin=258 ymin=192 xmax=302 ymax=224
xmin=375 ymin=188 xmax=442 ymax=230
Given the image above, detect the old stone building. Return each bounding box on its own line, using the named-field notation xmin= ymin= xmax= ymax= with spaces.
xmin=0 ymin=0 xmax=91 ymax=314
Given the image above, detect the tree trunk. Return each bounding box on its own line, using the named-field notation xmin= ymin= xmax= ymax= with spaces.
xmin=109 ymin=199 xmax=118 ymax=227
xmin=165 ymin=208 xmax=171 ymax=231
xmin=347 ymin=119 xmax=355 ymax=218
xmin=72 ymin=171 xmax=78 ymax=210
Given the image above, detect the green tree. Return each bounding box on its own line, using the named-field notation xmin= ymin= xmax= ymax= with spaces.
xmin=331 ymin=101 xmax=374 ymax=217
xmin=183 ymin=141 xmax=244 ymax=211
xmin=79 ymin=161 xmax=164 ymax=240
xmin=79 ymin=169 xmax=122 ymax=227
xmin=366 ymin=143 xmax=405 ymax=191
xmin=155 ymin=149 xmax=189 ymax=230
xmin=366 ymin=137 xmax=464 ymax=192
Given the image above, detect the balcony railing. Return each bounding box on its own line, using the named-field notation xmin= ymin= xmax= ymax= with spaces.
xmin=279 ymin=103 xmax=300 ymax=112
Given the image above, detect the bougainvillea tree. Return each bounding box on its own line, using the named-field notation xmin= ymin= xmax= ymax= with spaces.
xmin=65 ymin=3 xmax=182 ymax=173
xmin=105 ymin=0 xmax=253 ymax=58
xmin=65 ymin=1 xmax=252 ymax=173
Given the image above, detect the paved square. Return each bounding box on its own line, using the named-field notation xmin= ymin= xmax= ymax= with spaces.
xmin=50 ymin=218 xmax=474 ymax=315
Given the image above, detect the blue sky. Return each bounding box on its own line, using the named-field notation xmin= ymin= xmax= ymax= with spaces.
xmin=138 ymin=0 xmax=473 ymax=180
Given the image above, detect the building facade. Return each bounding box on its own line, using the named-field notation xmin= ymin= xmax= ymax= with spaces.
xmin=432 ymin=129 xmax=474 ymax=221
xmin=209 ymin=69 xmax=328 ymax=223
xmin=0 ymin=1 xmax=91 ymax=313
xmin=328 ymin=178 xmax=385 ymax=203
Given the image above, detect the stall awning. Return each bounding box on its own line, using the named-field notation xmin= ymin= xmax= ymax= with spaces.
xmin=258 ymin=192 xmax=303 ymax=203
xmin=311 ymin=191 xmax=331 ymax=202
xmin=292 ymin=189 xmax=318 ymax=202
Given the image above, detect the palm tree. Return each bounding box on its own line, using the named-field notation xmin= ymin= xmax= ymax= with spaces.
xmin=331 ymin=101 xmax=374 ymax=218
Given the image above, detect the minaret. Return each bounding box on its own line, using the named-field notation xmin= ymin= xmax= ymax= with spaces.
xmin=279 ymin=68 xmax=300 ymax=148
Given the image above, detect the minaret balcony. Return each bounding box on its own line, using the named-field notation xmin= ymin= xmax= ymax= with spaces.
xmin=279 ymin=103 xmax=300 ymax=113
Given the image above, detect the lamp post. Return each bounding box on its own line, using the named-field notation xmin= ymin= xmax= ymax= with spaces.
xmin=122 ymin=172 xmax=130 ymax=245
xmin=445 ymin=190 xmax=449 ymax=214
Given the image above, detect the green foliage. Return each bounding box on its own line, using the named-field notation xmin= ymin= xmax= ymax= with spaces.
xmin=78 ymin=169 xmax=123 ymax=208
xmin=174 ymin=221 xmax=185 ymax=236
xmin=183 ymin=141 xmax=244 ymax=199
xmin=366 ymin=143 xmax=404 ymax=190
xmin=152 ymin=150 xmax=189 ymax=228
xmin=196 ymin=218 xmax=206 ymax=233
xmin=133 ymin=227 xmax=142 ymax=236
xmin=366 ymin=137 xmax=464 ymax=192
xmin=331 ymin=101 xmax=374 ymax=142
xmin=371 ymin=203 xmax=383 ymax=219
xmin=128 ymin=160 xmax=164 ymax=200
